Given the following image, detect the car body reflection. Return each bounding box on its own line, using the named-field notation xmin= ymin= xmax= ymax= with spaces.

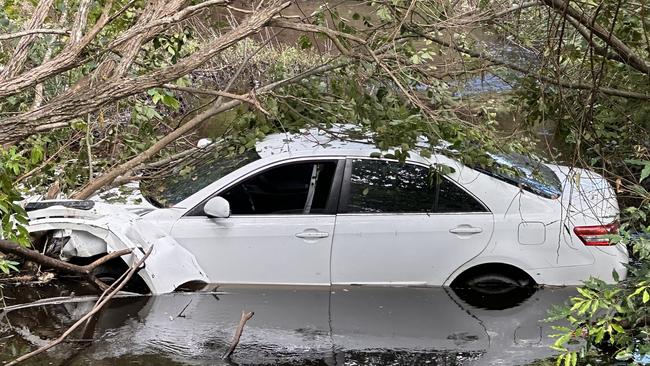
xmin=1 ymin=286 xmax=571 ymax=365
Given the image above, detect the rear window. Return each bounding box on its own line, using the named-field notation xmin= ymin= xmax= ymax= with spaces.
xmin=476 ymin=153 xmax=562 ymax=199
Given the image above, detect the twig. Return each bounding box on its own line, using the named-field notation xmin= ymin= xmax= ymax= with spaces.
xmin=86 ymin=114 xmax=93 ymax=180
xmin=162 ymin=84 xmax=269 ymax=115
xmin=222 ymin=310 xmax=254 ymax=359
xmin=0 ymin=28 xmax=69 ymax=40
xmin=5 ymin=246 xmax=153 ymax=366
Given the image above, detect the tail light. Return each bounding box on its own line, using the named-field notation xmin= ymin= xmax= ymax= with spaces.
xmin=573 ymin=222 xmax=619 ymax=246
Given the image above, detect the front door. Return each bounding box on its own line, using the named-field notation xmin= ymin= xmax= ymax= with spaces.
xmin=172 ymin=158 xmax=343 ymax=285
xmin=331 ymin=158 xmax=494 ymax=286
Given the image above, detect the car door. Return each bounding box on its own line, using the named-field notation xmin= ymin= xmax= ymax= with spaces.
xmin=171 ymin=158 xmax=344 ymax=285
xmin=330 ymin=158 xmax=494 ymax=286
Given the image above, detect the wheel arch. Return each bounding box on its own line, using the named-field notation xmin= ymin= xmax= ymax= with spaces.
xmin=445 ymin=259 xmax=537 ymax=287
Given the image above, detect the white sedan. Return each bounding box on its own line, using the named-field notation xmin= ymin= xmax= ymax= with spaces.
xmin=26 ymin=129 xmax=629 ymax=294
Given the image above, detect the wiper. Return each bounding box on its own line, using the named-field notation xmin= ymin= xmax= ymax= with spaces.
xmin=142 ymin=194 xmax=165 ymax=208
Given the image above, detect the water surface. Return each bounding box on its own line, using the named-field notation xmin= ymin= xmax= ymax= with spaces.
xmin=0 ymin=284 xmax=572 ymax=365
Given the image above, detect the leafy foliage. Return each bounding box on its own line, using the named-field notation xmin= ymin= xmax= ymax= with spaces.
xmin=548 ymin=179 xmax=650 ymax=364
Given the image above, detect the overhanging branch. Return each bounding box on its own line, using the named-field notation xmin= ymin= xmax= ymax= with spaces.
xmin=541 ymin=0 xmax=650 ymax=75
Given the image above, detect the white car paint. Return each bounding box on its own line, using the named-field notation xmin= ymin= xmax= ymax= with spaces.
xmin=26 ymin=128 xmax=629 ymax=293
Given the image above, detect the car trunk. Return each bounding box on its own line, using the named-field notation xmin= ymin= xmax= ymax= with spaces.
xmin=546 ymin=164 xmax=619 ymax=225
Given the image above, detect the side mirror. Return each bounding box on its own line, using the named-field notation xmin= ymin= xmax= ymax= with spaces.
xmin=204 ymin=197 xmax=230 ymax=218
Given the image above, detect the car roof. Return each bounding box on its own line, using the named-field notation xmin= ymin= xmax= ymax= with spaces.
xmin=255 ymin=126 xmax=381 ymax=159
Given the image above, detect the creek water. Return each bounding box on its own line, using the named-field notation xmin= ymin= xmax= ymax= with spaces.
xmin=0 ymin=282 xmax=573 ymax=365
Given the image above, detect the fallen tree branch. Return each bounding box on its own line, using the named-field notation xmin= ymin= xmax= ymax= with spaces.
xmin=71 ymin=59 xmax=349 ymax=199
xmin=541 ymin=0 xmax=650 ymax=75
xmin=0 ymin=1 xmax=291 ymax=143
xmin=222 ymin=310 xmax=254 ymax=359
xmin=5 ymin=246 xmax=152 ymax=366
xmin=0 ymin=240 xmax=131 ymax=291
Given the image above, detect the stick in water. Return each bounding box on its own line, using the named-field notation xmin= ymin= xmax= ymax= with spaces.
xmin=222 ymin=310 xmax=254 ymax=359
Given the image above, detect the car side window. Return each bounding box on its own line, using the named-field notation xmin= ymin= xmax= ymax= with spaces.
xmin=435 ymin=175 xmax=487 ymax=213
xmin=343 ymin=159 xmax=486 ymax=213
xmin=217 ymin=160 xmax=338 ymax=215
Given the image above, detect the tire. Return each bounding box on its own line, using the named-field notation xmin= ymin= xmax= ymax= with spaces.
xmin=464 ymin=273 xmax=533 ymax=294
xmin=92 ymin=260 xmax=150 ymax=294
xmin=452 ymin=272 xmax=536 ymax=310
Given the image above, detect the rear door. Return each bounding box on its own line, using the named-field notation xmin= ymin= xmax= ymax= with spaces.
xmin=331 ymin=158 xmax=494 ymax=286
xmin=171 ymin=158 xmax=343 ymax=285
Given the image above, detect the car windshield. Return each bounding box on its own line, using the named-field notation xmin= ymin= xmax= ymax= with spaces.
xmin=476 ymin=153 xmax=562 ymax=199
xmin=141 ymin=148 xmax=261 ymax=207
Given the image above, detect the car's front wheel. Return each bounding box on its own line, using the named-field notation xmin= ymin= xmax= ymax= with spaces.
xmin=92 ymin=258 xmax=150 ymax=294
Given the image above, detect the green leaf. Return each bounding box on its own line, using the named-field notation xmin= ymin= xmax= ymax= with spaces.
xmin=611 ymin=323 xmax=625 ymax=333
xmin=162 ymin=95 xmax=180 ymax=110
xmin=643 ymin=289 xmax=649 ymax=303
xmin=641 ymin=164 xmax=650 ymax=182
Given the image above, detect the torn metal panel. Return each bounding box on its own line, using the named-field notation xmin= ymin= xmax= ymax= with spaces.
xmin=27 ymin=202 xmax=208 ymax=294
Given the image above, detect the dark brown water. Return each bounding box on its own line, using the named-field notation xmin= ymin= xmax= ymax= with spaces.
xmin=0 ymin=283 xmax=573 ymax=365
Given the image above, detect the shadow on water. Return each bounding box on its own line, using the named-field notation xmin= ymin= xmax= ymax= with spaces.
xmin=0 ymin=284 xmax=573 ymax=365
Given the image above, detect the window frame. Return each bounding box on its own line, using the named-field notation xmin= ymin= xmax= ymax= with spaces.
xmin=337 ymin=157 xmax=490 ymax=215
xmin=184 ymin=156 xmax=346 ymax=217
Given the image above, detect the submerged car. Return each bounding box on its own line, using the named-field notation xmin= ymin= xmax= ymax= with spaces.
xmin=26 ymin=128 xmax=629 ymax=294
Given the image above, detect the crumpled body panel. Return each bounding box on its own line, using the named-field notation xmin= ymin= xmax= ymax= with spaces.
xmin=27 ymin=201 xmax=208 ymax=294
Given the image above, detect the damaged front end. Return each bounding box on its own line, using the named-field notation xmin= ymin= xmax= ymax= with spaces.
xmin=26 ymin=200 xmax=209 ymax=294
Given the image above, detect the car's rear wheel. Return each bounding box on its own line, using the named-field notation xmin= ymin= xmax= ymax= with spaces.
xmin=451 ymin=264 xmax=536 ymax=309
xmin=463 ymin=272 xmax=533 ymax=294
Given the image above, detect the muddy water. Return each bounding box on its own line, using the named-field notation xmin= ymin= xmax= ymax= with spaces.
xmin=0 ymin=284 xmax=572 ymax=365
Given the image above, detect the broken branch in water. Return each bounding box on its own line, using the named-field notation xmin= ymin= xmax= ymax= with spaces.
xmin=5 ymin=246 xmax=153 ymax=366
xmin=222 ymin=310 xmax=254 ymax=359
xmin=0 ymin=239 xmax=132 ymax=291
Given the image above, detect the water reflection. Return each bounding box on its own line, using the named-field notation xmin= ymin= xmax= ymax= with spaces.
xmin=0 ymin=285 xmax=572 ymax=365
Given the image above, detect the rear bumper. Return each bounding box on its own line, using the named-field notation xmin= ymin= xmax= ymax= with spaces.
xmin=530 ymin=243 xmax=629 ymax=285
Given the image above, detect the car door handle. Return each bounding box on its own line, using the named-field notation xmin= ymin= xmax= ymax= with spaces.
xmin=295 ymin=231 xmax=329 ymax=239
xmin=449 ymin=226 xmax=483 ymax=235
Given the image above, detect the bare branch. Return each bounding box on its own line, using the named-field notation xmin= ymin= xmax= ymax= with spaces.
xmin=222 ymin=311 xmax=254 ymax=359
xmin=541 ymin=0 xmax=650 ymax=75
xmin=70 ymin=0 xmax=92 ymax=44
xmin=163 ymin=83 xmax=269 ymax=114
xmin=0 ymin=0 xmax=55 ymax=80
xmin=0 ymin=0 xmax=114 ymax=99
xmin=107 ymin=0 xmax=229 ymax=51
xmin=0 ymin=28 xmax=69 ymax=41
xmin=270 ymin=18 xmax=367 ymax=56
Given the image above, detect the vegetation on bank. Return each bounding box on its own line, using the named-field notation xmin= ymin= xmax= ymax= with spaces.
xmin=0 ymin=0 xmax=649 ymax=363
